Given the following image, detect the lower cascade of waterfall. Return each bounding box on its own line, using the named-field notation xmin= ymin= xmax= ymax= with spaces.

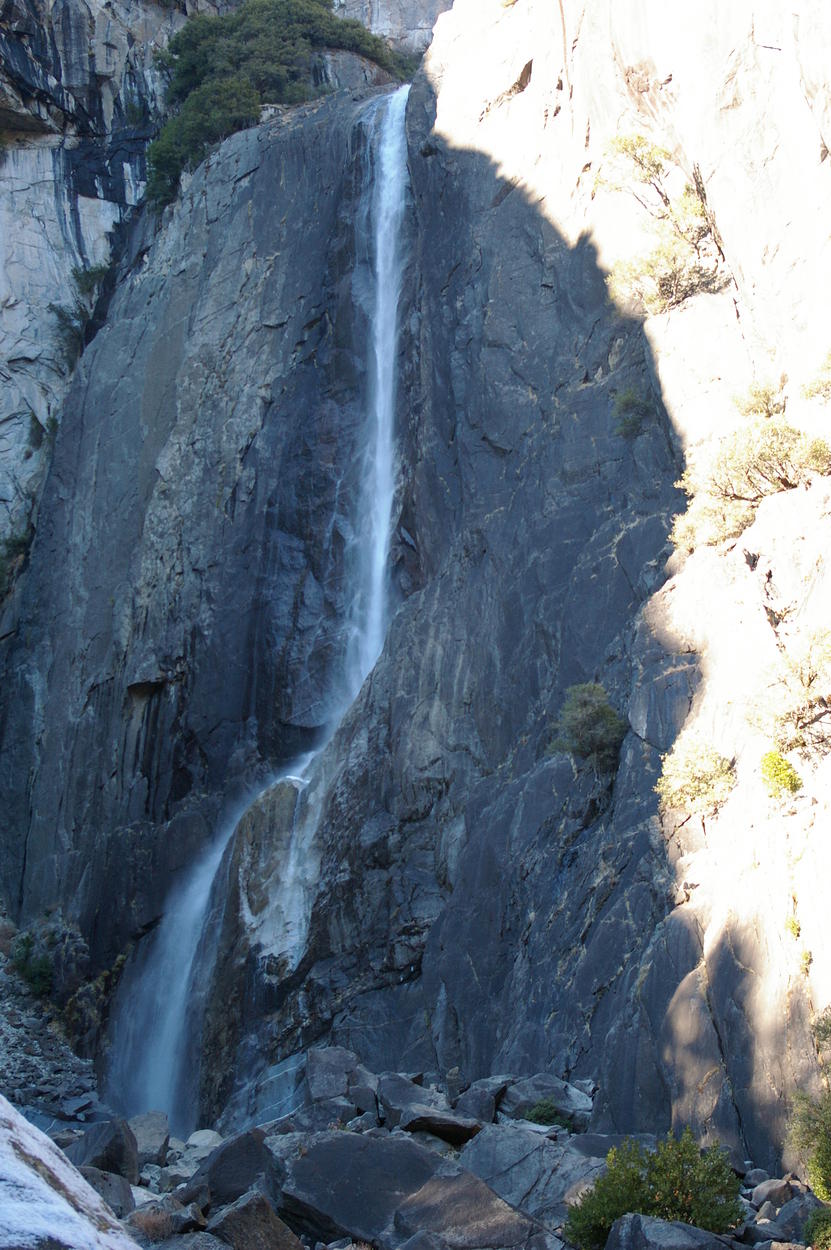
xmin=105 ymin=83 xmax=411 ymax=1135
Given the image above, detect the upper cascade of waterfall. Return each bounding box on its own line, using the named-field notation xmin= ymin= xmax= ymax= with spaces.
xmin=105 ymin=83 xmax=411 ymax=1135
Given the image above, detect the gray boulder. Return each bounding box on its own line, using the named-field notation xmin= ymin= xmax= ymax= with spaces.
xmin=179 ymin=1127 xmax=284 ymax=1210
xmin=455 ymin=1087 xmax=496 ymax=1123
xmin=775 ymin=1193 xmax=825 ymax=1241
xmin=605 ymin=1214 xmax=730 ymax=1250
xmin=398 ymin=1105 xmax=482 ymax=1145
xmin=751 ymin=1180 xmax=794 ymax=1210
xmin=275 ymin=1127 xmax=556 ymax=1249
xmin=744 ymin=1170 xmax=771 ymax=1188
xmin=741 ymin=1220 xmax=790 ymax=1244
xmin=378 ymin=1073 xmax=450 ymax=1128
xmin=393 ymin=1167 xmax=562 ymax=1250
xmin=65 ymin=1117 xmax=139 ymax=1185
xmin=459 ymin=1124 xmax=606 ymax=1227
xmin=129 ymin=1111 xmax=171 ymax=1168
xmin=306 ymin=1046 xmax=360 ymax=1102
xmin=79 ymin=1166 xmax=136 ymax=1218
xmin=207 ymin=1190 xmax=303 ymax=1250
xmin=500 ymin=1076 xmax=592 ymax=1130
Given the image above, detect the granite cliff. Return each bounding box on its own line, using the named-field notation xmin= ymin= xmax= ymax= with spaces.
xmin=1 ymin=0 xmax=830 ymax=1182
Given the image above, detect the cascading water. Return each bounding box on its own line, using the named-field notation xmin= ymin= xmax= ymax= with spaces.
xmin=106 ymin=83 xmax=411 ymax=1134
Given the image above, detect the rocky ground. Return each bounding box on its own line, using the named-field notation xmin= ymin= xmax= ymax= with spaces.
xmin=1 ymin=1023 xmax=828 ymax=1250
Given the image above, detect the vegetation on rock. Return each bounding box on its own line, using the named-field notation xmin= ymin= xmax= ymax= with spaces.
xmin=551 ymin=683 xmax=627 ymax=773
xmin=789 ymin=1090 xmax=831 ymax=1202
xmin=760 ymin=750 xmax=802 ymax=798
xmin=655 ymin=731 xmax=735 ymax=817
xmin=671 ymin=420 xmax=831 ymax=553
xmin=601 ymin=135 xmax=723 ymax=315
xmin=803 ymin=1208 xmax=831 ymax=1250
xmin=147 ymin=0 xmax=411 ymax=204
xmin=564 ymin=1128 xmax=742 ymax=1250
xmin=612 ymin=386 xmax=656 ymax=438
xmin=802 ymin=352 xmax=831 ymax=403
xmin=10 ymin=932 xmax=53 ymax=997
xmin=749 ymin=629 xmax=831 ymax=755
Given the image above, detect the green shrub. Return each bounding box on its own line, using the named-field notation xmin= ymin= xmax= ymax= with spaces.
xmin=564 ymin=1129 xmax=741 ymax=1250
xmin=761 ymin=750 xmax=802 ymax=797
xmin=786 ymin=915 xmax=801 ymax=939
xmin=803 ymin=1208 xmax=831 ymax=1250
xmin=10 ymin=933 xmax=53 ymax=997
xmin=790 ymin=1091 xmax=831 ymax=1201
xmin=655 ymin=733 xmax=736 ymax=817
xmin=552 ymin=683 xmax=627 ymax=772
xmin=524 ymin=1098 xmax=572 ymax=1127
xmin=48 ymin=300 xmax=89 ymax=365
xmin=147 ymin=0 xmax=411 ymax=204
xmin=72 ymin=263 xmax=110 ymax=298
xmin=613 ymin=387 xmax=655 ymax=438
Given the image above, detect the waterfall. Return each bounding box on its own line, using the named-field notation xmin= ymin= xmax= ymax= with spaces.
xmin=106 ymin=83 xmax=411 ymax=1135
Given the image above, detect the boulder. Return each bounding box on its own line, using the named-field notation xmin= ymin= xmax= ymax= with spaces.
xmin=275 ymin=1128 xmax=557 ymax=1249
xmin=744 ymin=1170 xmax=771 ymax=1188
xmin=459 ymin=1124 xmax=606 ymax=1227
xmin=65 ymin=1117 xmax=139 ymax=1185
xmin=751 ymin=1180 xmax=794 ymax=1210
xmin=775 ymin=1193 xmax=825 ymax=1241
xmin=741 ymin=1220 xmax=791 ymax=1244
xmin=179 ymin=1126 xmax=284 ymax=1210
xmin=605 ymin=1214 xmax=731 ymax=1250
xmin=455 ymin=1087 xmax=496 ymax=1123
xmin=377 ymin=1074 xmax=450 ymax=1128
xmin=305 ymin=1047 xmax=360 ymax=1102
xmin=393 ymin=1168 xmax=561 ymax=1250
xmin=277 ymin=1130 xmax=440 ymax=1242
xmin=79 ymin=1165 xmax=136 ymax=1217
xmin=499 ymin=1076 xmax=592 ymax=1130
xmin=207 ymin=1190 xmax=303 ymax=1250
xmin=398 ymin=1105 xmax=482 ymax=1145
xmin=129 ymin=1111 xmax=170 ymax=1168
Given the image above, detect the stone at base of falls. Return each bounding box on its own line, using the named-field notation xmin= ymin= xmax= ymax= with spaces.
xmin=206 ymin=1189 xmax=303 ymax=1250
xmin=454 ymin=1086 xmax=496 ymax=1123
xmin=178 ymin=1126 xmax=284 ymax=1210
xmin=377 ymin=1071 xmax=451 ymax=1127
xmin=270 ymin=1129 xmax=560 ymax=1249
xmin=80 ymin=1165 xmax=137 ymax=1217
xmin=397 ymin=1104 xmax=482 ymax=1144
xmin=498 ymin=1075 xmax=593 ymax=1130
xmin=774 ymin=1195 xmax=826 ymax=1243
xmin=128 ymin=1111 xmax=171 ymax=1168
xmin=458 ymin=1124 xmax=607 ymax=1228
xmin=605 ymin=1216 xmax=734 ymax=1250
xmin=65 ymin=1116 xmax=140 ymax=1185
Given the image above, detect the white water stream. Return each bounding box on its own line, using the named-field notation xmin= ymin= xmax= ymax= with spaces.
xmin=106 ymin=84 xmax=410 ymax=1134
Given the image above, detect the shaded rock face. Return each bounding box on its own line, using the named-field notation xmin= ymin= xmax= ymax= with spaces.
xmin=0 ymin=91 xmax=414 ymax=964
